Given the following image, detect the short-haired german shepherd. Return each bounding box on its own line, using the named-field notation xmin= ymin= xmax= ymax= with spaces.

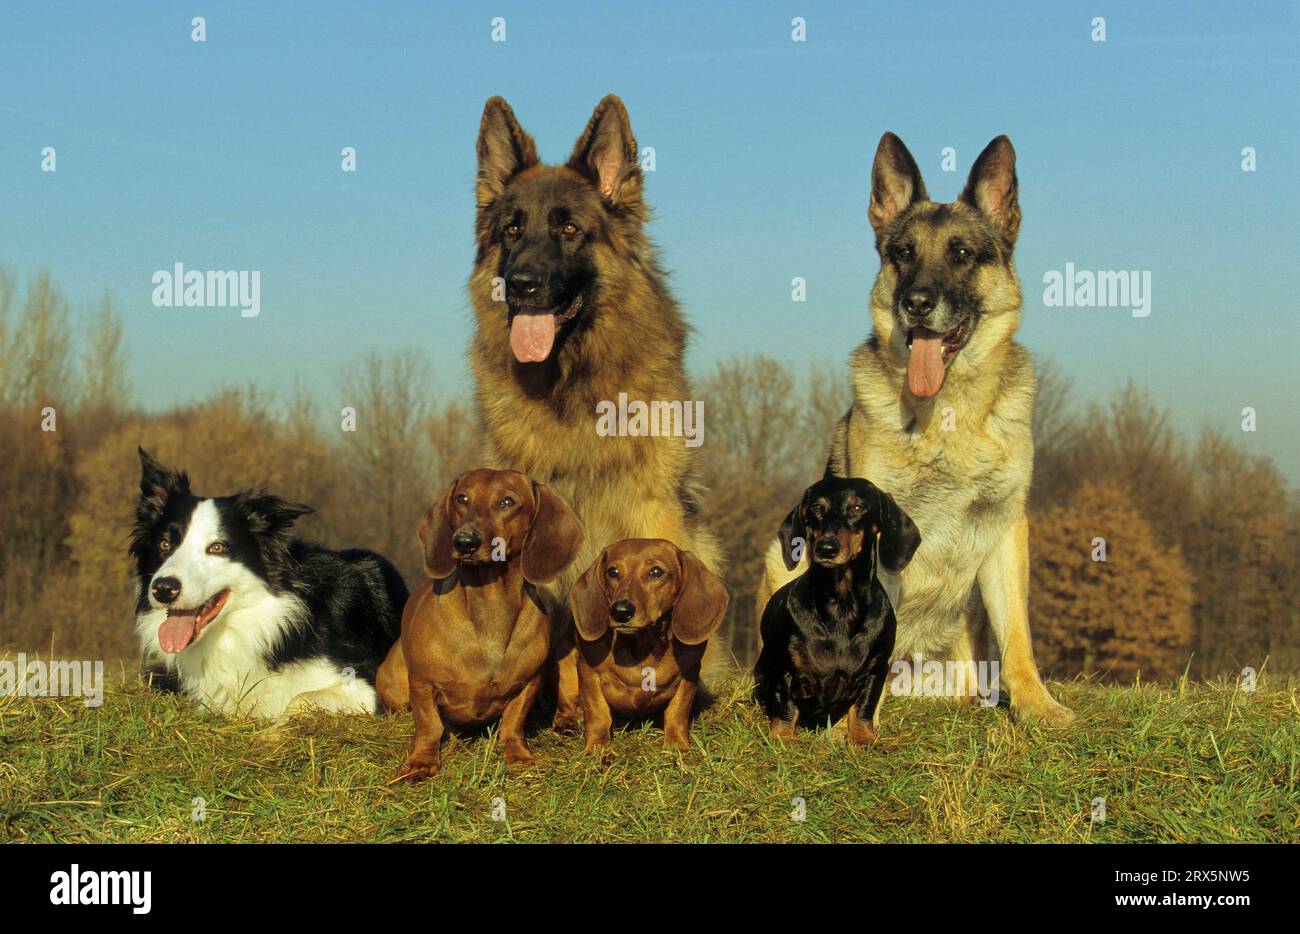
xmin=757 ymin=132 xmax=1074 ymax=727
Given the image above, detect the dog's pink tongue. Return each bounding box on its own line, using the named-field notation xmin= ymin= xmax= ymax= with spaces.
xmin=158 ymin=612 xmax=197 ymax=654
xmin=908 ymin=330 xmax=947 ymax=399
xmin=510 ymin=312 xmax=556 ymax=363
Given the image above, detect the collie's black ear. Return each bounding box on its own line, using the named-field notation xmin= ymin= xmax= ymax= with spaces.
xmin=235 ymin=491 xmax=314 ymax=536
xmin=138 ymin=447 xmax=189 ymax=504
xmin=876 ymin=488 xmax=921 ymax=574
xmin=777 ymin=488 xmax=810 ymax=571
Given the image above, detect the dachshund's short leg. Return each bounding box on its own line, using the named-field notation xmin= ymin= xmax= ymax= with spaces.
xmin=756 ymin=665 xmax=798 ymax=740
xmin=551 ymin=628 xmax=582 ymax=735
xmin=848 ymin=654 xmax=891 ymax=746
xmin=662 ymin=680 xmax=697 ymax=752
xmin=578 ymin=661 xmax=613 ymax=751
xmin=500 ymin=674 xmax=541 ymax=767
xmin=847 ymin=706 xmax=878 ymax=745
xmin=401 ymin=676 xmax=445 ymax=781
xmin=376 ymin=640 xmax=410 ymax=712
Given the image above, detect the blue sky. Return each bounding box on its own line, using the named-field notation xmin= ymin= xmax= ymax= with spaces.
xmin=3 ymin=1 xmax=1297 ymax=481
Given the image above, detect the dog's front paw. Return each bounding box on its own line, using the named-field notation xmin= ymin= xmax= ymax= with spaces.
xmin=663 ymin=732 xmax=690 ymax=753
xmin=552 ymin=715 xmax=581 ymax=736
xmin=1012 ymin=695 xmax=1075 ymax=728
xmin=502 ymin=740 xmax=537 ymax=767
xmin=399 ymin=757 xmax=439 ymax=782
xmin=847 ymin=722 xmax=879 ymax=746
xmin=768 ymin=718 xmax=796 ymax=740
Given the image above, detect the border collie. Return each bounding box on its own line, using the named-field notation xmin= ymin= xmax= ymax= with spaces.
xmin=130 ymin=448 xmax=408 ymax=718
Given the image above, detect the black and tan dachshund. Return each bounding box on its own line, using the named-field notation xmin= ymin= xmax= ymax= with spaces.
xmin=753 ymin=477 xmax=921 ymax=744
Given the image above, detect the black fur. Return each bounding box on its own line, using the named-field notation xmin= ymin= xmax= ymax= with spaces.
xmin=131 ymin=448 xmax=407 ymax=703
xmin=754 ymin=477 xmax=920 ymax=731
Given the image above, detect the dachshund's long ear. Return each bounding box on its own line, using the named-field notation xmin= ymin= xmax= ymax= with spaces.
xmin=417 ymin=479 xmax=458 ymax=579
xmin=568 ymin=551 xmax=610 ymax=642
xmin=521 ymin=481 xmax=583 ymax=585
xmin=670 ymin=549 xmax=730 ymax=646
xmin=877 ymin=487 xmax=921 ymax=574
xmin=776 ymin=489 xmax=809 ymax=571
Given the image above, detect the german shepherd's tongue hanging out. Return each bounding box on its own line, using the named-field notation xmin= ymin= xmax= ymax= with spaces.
xmin=757 ymin=132 xmax=1074 ymax=729
xmin=464 ymin=95 xmax=725 ymax=677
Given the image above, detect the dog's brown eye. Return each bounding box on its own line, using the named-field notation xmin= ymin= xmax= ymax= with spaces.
xmin=850 ymin=503 xmax=865 ymax=514
xmin=648 ymin=566 xmax=664 ymax=579
xmin=206 ymin=542 xmax=226 ymax=556
xmin=605 ymin=566 xmax=620 ymax=580
xmin=561 ymin=222 xmax=580 ymax=236
xmin=894 ymin=245 xmax=914 ymax=262
xmin=504 ymin=224 xmax=521 ymax=238
xmin=951 ymin=244 xmax=973 ymax=262
xmin=159 ymin=540 xmax=171 ymax=553
xmin=498 ymin=496 xmax=516 ymax=510
xmin=455 ymin=493 xmax=469 ymax=506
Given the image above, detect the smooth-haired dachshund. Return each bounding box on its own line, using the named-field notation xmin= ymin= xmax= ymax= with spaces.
xmin=377 ymin=467 xmax=583 ymax=781
xmin=754 ymin=477 xmax=920 ymax=744
xmin=568 ymin=538 xmax=729 ymax=752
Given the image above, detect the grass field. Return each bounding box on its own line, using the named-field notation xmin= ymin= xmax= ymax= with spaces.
xmin=2 ymin=665 xmax=1297 ymax=843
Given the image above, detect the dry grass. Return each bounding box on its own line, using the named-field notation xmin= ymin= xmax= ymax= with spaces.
xmin=1 ymin=661 xmax=1296 ymax=843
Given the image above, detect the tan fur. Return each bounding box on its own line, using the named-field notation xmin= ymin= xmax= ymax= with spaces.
xmin=467 ymin=96 xmax=726 ymax=674
xmin=757 ymin=134 xmax=1072 ymax=727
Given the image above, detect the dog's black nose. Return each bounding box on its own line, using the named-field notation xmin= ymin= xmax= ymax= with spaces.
xmin=151 ymin=577 xmax=182 ymax=605
xmin=507 ymin=268 xmax=544 ymax=300
xmin=814 ymin=538 xmax=840 ymax=559
xmin=609 ymin=600 xmax=636 ymax=624
xmin=901 ymin=287 xmax=936 ymax=318
xmin=452 ymin=528 xmax=482 ymax=555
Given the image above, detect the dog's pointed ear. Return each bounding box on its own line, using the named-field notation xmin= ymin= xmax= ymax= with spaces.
xmin=876 ymin=487 xmax=921 ymax=574
xmin=568 ymin=94 xmax=642 ymax=209
xmin=417 ymin=479 xmax=458 ymax=580
xmin=237 ymin=491 xmax=315 ymax=535
xmin=568 ymin=550 xmax=611 ymax=642
xmin=137 ymin=447 xmax=189 ymax=504
xmin=521 ymin=481 xmax=583 ymax=585
xmin=233 ymin=491 xmax=314 ymax=576
xmin=671 ymin=548 xmax=730 ymax=646
xmin=869 ymin=132 xmax=928 ymax=232
xmin=959 ymin=135 xmax=1020 ymax=245
xmin=776 ymin=489 xmax=810 ymax=572
xmin=476 ymin=96 xmax=539 ymax=207
xmin=132 ymin=448 xmax=191 ymax=560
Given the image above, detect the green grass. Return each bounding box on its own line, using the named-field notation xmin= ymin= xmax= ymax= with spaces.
xmin=2 ymin=667 xmax=1296 ymax=843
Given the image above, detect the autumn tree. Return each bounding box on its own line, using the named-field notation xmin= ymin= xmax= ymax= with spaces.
xmin=695 ymin=356 xmax=846 ymax=667
xmin=1183 ymin=430 xmax=1299 ymax=678
xmin=1030 ymin=481 xmax=1195 ymax=682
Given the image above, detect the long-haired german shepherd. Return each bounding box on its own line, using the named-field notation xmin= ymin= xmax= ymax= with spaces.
xmin=465 ymin=95 xmax=725 ymax=676
xmin=757 ymin=132 xmax=1074 ymax=727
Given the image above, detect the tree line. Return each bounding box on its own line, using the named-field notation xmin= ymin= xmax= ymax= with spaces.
xmin=2 ymin=267 xmax=1296 ymax=681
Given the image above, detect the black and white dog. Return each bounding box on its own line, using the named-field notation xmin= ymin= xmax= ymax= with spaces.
xmin=130 ymin=448 xmax=408 ymax=718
